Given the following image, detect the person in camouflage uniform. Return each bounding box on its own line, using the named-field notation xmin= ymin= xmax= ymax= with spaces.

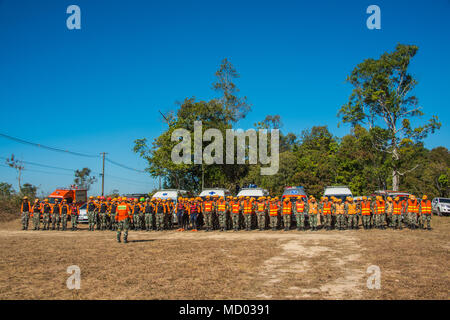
xmin=99 ymin=199 xmax=109 ymax=231
xmin=94 ymin=198 xmax=101 ymax=230
xmin=334 ymin=199 xmax=346 ymax=230
xmin=373 ymin=196 xmax=386 ymax=229
xmin=109 ymin=198 xmax=117 ymax=230
xmin=202 ymin=196 xmax=215 ymax=231
xmin=86 ymin=196 xmax=97 ymax=231
xmin=70 ymin=203 xmax=79 ymax=231
xmin=242 ymin=197 xmax=254 ymax=231
xmin=308 ymin=196 xmax=319 ymax=231
xmin=51 ymin=199 xmax=61 ymax=230
xmin=60 ymin=199 xmax=70 ymax=231
xmin=216 ymin=196 xmax=228 ymax=231
xmin=420 ymin=195 xmax=432 ymax=230
xmin=360 ymin=196 xmax=372 ymax=229
xmin=320 ymin=197 xmax=333 ymax=230
xmin=41 ymin=199 xmax=52 ymax=230
xmin=345 ymin=197 xmax=359 ymax=229
xmin=116 ymin=197 xmax=132 ymax=243
xmin=268 ymin=197 xmax=279 ymax=231
xmin=255 ymin=197 xmax=267 ymax=231
xmin=31 ymin=199 xmax=41 ymax=230
xmin=293 ymin=196 xmax=307 ymax=231
xmin=230 ymin=197 xmax=241 ymax=231
xmin=405 ymin=195 xmax=419 ymax=229
xmin=20 ymin=196 xmax=31 ymax=230
xmin=281 ymin=197 xmax=293 ymax=231
xmin=155 ymin=199 xmax=166 ymax=231
xmin=144 ymin=198 xmax=155 ymax=231
xmin=386 ymin=197 xmax=394 ymax=228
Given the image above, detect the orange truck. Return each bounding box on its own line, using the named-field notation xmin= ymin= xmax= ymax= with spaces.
xmin=48 ymin=187 xmax=88 ymax=207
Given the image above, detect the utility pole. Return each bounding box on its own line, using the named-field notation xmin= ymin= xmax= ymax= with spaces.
xmin=100 ymin=152 xmax=107 ymax=196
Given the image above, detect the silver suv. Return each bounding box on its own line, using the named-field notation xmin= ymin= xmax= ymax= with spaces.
xmin=432 ymin=198 xmax=450 ymax=216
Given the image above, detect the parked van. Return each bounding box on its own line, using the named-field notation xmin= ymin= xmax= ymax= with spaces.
xmin=281 ymin=186 xmax=308 ymax=201
xmin=236 ymin=187 xmax=269 ymax=199
xmin=198 ymin=188 xmax=232 ymax=198
xmin=151 ymin=189 xmax=190 ymax=203
xmin=323 ymin=186 xmax=353 ymax=201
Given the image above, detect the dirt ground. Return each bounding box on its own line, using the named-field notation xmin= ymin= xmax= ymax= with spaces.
xmin=0 ymin=216 xmax=449 ymax=300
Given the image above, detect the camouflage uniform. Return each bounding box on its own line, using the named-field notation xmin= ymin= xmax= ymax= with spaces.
xmin=51 ymin=203 xmax=61 ymax=230
xmin=20 ymin=200 xmax=31 ymax=230
xmin=117 ymin=218 xmax=130 ymax=242
xmin=282 ymin=200 xmax=293 ymax=231
xmin=60 ymin=203 xmax=69 ymax=231
xmin=144 ymin=201 xmax=154 ymax=231
xmin=31 ymin=203 xmax=41 ymax=230
xmin=42 ymin=203 xmax=52 ymax=230
xmin=308 ymin=199 xmax=318 ymax=230
xmin=216 ymin=199 xmax=228 ymax=231
xmin=293 ymin=198 xmax=308 ymax=230
xmin=109 ymin=202 xmax=117 ymax=230
xmin=86 ymin=200 xmax=97 ymax=231
xmin=256 ymin=200 xmax=267 ymax=231
xmin=155 ymin=201 xmax=166 ymax=231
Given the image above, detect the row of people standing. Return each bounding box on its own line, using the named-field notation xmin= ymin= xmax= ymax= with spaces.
xmin=20 ymin=197 xmax=79 ymax=231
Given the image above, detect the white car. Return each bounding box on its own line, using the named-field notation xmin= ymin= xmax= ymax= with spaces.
xmin=78 ymin=203 xmax=88 ymax=223
xmin=432 ymin=198 xmax=450 ymax=216
xmin=323 ymin=186 xmax=353 ymax=201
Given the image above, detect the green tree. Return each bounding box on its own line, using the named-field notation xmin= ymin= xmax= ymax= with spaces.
xmin=20 ymin=183 xmax=37 ymax=198
xmin=339 ymin=44 xmax=441 ymax=191
xmin=0 ymin=182 xmax=15 ymax=198
xmin=74 ymin=168 xmax=97 ymax=191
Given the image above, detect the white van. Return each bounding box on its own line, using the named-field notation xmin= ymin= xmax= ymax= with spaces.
xmin=236 ymin=187 xmax=270 ymax=199
xmin=323 ymin=186 xmax=353 ymax=201
xmin=151 ymin=189 xmax=190 ymax=203
xmin=198 ymin=188 xmax=232 ymax=198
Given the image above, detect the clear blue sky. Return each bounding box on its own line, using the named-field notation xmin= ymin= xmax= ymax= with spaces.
xmin=0 ymin=0 xmax=449 ymax=195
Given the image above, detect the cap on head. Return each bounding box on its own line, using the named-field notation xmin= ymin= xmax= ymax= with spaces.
xmin=362 ymin=196 xmax=367 ymax=200
xmin=422 ymin=195 xmax=427 ymax=200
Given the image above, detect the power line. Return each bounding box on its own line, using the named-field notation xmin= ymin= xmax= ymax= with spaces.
xmin=0 ymin=132 xmax=99 ymax=158
xmin=105 ymin=157 xmax=147 ymax=173
xmin=1 ymin=156 xmax=152 ymax=185
xmin=0 ymin=133 xmax=148 ymax=174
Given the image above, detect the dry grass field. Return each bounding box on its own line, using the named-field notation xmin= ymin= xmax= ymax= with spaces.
xmin=0 ymin=216 xmax=449 ymax=300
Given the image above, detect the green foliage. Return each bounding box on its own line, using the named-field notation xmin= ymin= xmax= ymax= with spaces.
xmin=0 ymin=182 xmax=15 ymax=198
xmin=74 ymin=168 xmax=97 ymax=191
xmin=20 ymin=183 xmax=37 ymax=198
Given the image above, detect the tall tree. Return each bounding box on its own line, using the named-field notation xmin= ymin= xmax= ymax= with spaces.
xmin=5 ymin=154 xmax=24 ymax=190
xmin=20 ymin=183 xmax=37 ymax=198
xmin=0 ymin=182 xmax=15 ymax=198
xmin=74 ymin=168 xmax=97 ymax=191
xmin=212 ymin=58 xmax=251 ymax=122
xmin=339 ymin=44 xmax=441 ymax=190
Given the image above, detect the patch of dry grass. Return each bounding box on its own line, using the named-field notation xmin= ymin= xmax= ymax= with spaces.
xmin=0 ymin=216 xmax=448 ymax=299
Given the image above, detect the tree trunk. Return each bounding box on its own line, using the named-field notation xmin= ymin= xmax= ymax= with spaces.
xmin=392 ymin=142 xmax=400 ymax=191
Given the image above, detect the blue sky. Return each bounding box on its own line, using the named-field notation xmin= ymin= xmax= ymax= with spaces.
xmin=0 ymin=0 xmax=449 ymax=195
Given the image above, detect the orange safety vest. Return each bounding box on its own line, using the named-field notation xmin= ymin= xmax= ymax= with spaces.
xmin=295 ymin=201 xmax=305 ymax=213
xmin=231 ymin=202 xmax=240 ymax=214
xmin=269 ymin=203 xmax=279 ymax=216
xmin=282 ymin=202 xmax=292 ymax=215
xmin=421 ymin=200 xmax=431 ymax=214
xmin=243 ymin=201 xmax=253 ymax=214
xmin=256 ymin=202 xmax=266 ymax=212
xmin=407 ymin=199 xmax=418 ymax=213
xmin=308 ymin=202 xmax=318 ymax=214
xmin=335 ymin=203 xmax=345 ymax=215
xmin=217 ymin=201 xmax=226 ymax=212
xmin=322 ymin=202 xmax=332 ymax=215
xmin=116 ymin=202 xmax=131 ymax=221
xmin=347 ymin=202 xmax=357 ymax=215
xmin=393 ymin=201 xmax=402 ymax=215
xmin=361 ymin=201 xmax=371 ymax=216
xmin=375 ymin=200 xmax=385 ymax=214
xmin=204 ymin=201 xmax=213 ymax=212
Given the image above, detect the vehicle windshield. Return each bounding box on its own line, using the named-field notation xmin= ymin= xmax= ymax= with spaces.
xmin=438 ymin=198 xmax=450 ymax=204
xmin=79 ymin=203 xmax=87 ymax=210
